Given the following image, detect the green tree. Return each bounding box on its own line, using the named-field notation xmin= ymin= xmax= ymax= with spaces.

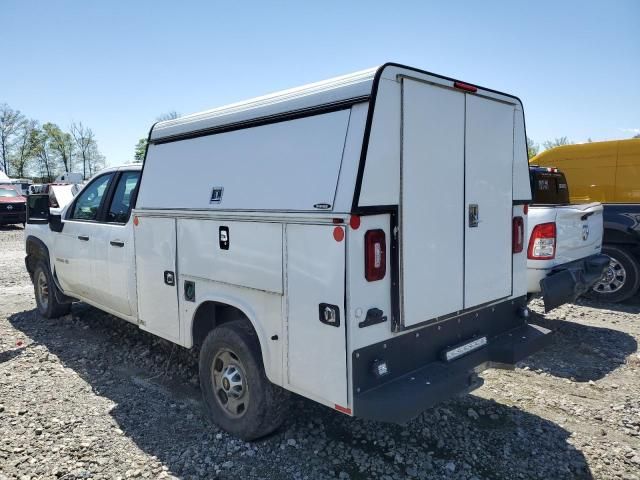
xmin=9 ymin=119 xmax=37 ymax=178
xmin=0 ymin=103 xmax=26 ymax=176
xmin=526 ymin=136 xmax=539 ymax=160
xmin=543 ymin=137 xmax=573 ymax=150
xmin=43 ymin=123 xmax=74 ymax=172
xmin=134 ymin=138 xmax=147 ymax=162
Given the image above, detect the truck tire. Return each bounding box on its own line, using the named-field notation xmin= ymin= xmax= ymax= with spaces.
xmin=199 ymin=320 xmax=289 ymax=440
xmin=33 ymin=261 xmax=71 ymax=318
xmin=585 ymin=245 xmax=640 ymax=303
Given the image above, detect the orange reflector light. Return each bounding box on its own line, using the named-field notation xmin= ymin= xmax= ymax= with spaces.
xmin=333 ymin=226 xmax=345 ymax=242
xmin=349 ymin=215 xmax=361 ymax=230
xmin=133 ymin=216 xmax=139 ymax=226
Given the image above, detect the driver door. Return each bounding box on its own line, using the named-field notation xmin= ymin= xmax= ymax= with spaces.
xmin=54 ymin=173 xmax=114 ymax=299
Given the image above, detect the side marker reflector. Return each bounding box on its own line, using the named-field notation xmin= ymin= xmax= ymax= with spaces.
xmin=333 ymin=226 xmax=345 ymax=242
xmin=334 ymin=404 xmax=352 ymax=415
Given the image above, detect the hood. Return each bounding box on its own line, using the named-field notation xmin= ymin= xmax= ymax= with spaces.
xmin=0 ymin=195 xmax=26 ymax=204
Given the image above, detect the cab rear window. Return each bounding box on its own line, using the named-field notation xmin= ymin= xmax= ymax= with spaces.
xmin=529 ymin=169 xmax=570 ymax=205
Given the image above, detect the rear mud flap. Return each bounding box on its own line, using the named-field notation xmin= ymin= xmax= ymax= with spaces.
xmin=540 ymin=254 xmax=609 ymax=312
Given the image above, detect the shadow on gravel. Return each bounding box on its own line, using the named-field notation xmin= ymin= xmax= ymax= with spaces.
xmin=523 ymin=309 xmax=637 ymax=382
xmin=9 ymin=305 xmax=593 ymax=479
xmin=577 ymin=295 xmax=640 ymax=315
xmin=0 ymin=344 xmax=27 ymax=364
xmin=0 ymin=225 xmax=23 ymax=231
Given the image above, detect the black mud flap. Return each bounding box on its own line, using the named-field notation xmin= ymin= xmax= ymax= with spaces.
xmin=540 ymin=254 xmax=609 ymax=312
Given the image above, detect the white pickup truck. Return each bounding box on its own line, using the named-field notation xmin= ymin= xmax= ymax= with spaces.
xmin=24 ymin=63 xmax=551 ymax=440
xmin=527 ymin=166 xmax=609 ymax=311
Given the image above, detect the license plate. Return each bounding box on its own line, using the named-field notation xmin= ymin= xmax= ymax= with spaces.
xmin=443 ymin=336 xmax=488 ymax=362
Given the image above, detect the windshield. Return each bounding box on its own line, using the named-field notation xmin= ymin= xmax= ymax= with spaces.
xmin=0 ymin=188 xmax=19 ymax=197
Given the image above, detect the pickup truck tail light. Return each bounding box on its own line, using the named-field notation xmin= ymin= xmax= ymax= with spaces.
xmin=364 ymin=229 xmax=386 ymax=281
xmin=528 ymin=222 xmax=556 ymax=260
xmin=512 ymin=216 xmax=524 ymax=253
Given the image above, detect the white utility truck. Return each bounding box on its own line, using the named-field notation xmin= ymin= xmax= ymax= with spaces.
xmin=25 ymin=63 xmax=550 ymax=440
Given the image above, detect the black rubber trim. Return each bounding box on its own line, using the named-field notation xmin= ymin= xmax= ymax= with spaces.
xmin=513 ymin=200 xmax=530 ymax=205
xmin=149 ymin=97 xmax=370 ymax=145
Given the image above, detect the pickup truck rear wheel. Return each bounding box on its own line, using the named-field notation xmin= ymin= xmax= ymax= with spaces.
xmin=585 ymin=245 xmax=640 ymax=303
xmin=199 ymin=320 xmax=289 ymax=440
xmin=33 ymin=261 xmax=71 ymax=318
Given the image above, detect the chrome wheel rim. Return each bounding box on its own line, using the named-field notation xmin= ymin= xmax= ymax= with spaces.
xmin=36 ymin=270 xmax=49 ymax=310
xmin=592 ymin=256 xmax=626 ymax=294
xmin=211 ymin=349 xmax=249 ymax=418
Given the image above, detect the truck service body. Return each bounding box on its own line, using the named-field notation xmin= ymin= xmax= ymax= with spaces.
xmin=25 ymin=63 xmax=550 ymax=439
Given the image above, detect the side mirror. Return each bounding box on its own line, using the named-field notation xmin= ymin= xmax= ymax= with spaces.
xmin=49 ymin=214 xmax=64 ymax=233
xmin=26 ymin=194 xmax=49 ymax=225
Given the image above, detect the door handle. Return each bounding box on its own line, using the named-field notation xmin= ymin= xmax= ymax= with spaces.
xmin=468 ymin=204 xmax=479 ymax=228
xmin=78 ymin=235 xmax=89 ymax=241
xmin=110 ymin=240 xmax=125 ymax=247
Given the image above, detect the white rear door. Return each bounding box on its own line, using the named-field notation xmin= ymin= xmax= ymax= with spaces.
xmin=400 ymin=80 xmax=515 ymax=327
xmin=463 ymin=95 xmax=514 ymax=307
xmin=400 ymin=79 xmax=465 ymax=327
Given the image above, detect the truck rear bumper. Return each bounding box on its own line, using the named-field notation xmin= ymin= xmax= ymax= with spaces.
xmin=540 ymin=254 xmax=609 ymax=312
xmin=351 ymin=297 xmax=551 ymax=423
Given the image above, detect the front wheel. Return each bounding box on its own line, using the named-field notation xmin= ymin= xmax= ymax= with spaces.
xmin=199 ymin=320 xmax=289 ymax=440
xmin=33 ymin=261 xmax=71 ymax=318
xmin=585 ymin=245 xmax=640 ymax=303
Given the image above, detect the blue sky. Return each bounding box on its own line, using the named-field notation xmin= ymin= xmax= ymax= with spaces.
xmin=2 ymin=1 xmax=639 ymax=167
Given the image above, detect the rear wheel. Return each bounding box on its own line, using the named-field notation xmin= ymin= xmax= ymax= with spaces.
xmin=199 ymin=320 xmax=289 ymax=440
xmin=33 ymin=261 xmax=71 ymax=318
xmin=585 ymin=245 xmax=640 ymax=303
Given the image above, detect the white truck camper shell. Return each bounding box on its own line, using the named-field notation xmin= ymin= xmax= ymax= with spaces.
xmin=26 ymin=63 xmax=550 ymax=439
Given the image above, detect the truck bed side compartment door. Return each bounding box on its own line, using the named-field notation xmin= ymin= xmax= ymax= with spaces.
xmin=134 ymin=216 xmax=180 ymax=343
xmin=286 ymin=224 xmax=347 ymax=407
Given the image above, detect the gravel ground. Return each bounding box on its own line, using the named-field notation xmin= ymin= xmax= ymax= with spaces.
xmin=1 ymin=225 xmax=639 ymax=480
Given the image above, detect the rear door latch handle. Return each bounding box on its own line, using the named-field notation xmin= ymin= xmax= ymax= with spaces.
xmin=110 ymin=240 xmax=125 ymax=247
xmin=78 ymin=235 xmax=89 ymax=241
xmin=469 ymin=204 xmax=479 ymax=227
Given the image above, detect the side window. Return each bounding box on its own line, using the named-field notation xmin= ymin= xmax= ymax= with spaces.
xmin=106 ymin=171 xmax=141 ymax=223
xmin=69 ymin=173 xmax=114 ymax=221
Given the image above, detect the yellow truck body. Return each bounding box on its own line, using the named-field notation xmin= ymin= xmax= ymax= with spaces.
xmin=530 ymin=138 xmax=640 ymax=203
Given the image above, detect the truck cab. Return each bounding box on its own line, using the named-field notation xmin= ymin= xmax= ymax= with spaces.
xmin=25 ymin=63 xmax=551 ymax=440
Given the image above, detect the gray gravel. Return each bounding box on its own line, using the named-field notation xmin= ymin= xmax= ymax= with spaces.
xmin=1 ymin=225 xmax=639 ymax=479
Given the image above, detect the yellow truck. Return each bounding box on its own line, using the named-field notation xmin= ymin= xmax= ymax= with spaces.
xmin=531 ymin=138 xmax=640 ymax=302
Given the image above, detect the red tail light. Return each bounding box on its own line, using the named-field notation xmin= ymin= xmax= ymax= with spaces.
xmin=527 ymin=222 xmax=556 ymax=260
xmin=453 ymin=81 xmax=478 ymax=93
xmin=512 ymin=216 xmax=524 ymax=253
xmin=364 ymin=229 xmax=386 ymax=281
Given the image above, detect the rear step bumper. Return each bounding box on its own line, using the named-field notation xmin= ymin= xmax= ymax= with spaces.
xmin=352 ymin=296 xmax=551 ymax=423
xmin=353 ymin=322 xmax=550 ymax=424
xmin=540 ymin=254 xmax=610 ymax=312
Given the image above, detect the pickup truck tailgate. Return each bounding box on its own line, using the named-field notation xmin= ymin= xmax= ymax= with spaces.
xmin=555 ymin=202 xmax=603 ymax=264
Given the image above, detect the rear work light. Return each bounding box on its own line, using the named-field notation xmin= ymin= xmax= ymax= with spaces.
xmin=528 ymin=222 xmax=556 ymax=260
xmin=512 ymin=216 xmax=524 ymax=253
xmin=364 ymin=229 xmax=386 ymax=281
